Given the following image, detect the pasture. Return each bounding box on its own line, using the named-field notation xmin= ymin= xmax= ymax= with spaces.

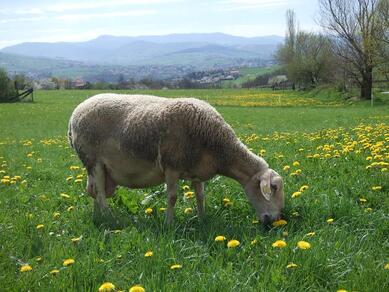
xmin=0 ymin=89 xmax=388 ymax=291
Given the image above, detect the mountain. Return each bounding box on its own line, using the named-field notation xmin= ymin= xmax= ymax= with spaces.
xmin=1 ymin=33 xmax=283 ymax=66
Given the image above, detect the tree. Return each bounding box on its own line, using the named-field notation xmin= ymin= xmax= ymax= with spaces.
xmin=318 ymin=0 xmax=386 ymax=99
xmin=277 ymin=10 xmax=336 ymax=88
xmin=0 ymin=68 xmax=17 ymax=102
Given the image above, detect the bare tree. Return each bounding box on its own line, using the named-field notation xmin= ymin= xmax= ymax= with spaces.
xmin=318 ymin=0 xmax=386 ymax=99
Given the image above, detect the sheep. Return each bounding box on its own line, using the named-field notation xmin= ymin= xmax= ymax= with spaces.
xmin=68 ymin=93 xmax=284 ymax=225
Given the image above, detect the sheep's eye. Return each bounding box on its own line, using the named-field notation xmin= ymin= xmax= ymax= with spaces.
xmin=271 ymin=184 xmax=277 ymax=191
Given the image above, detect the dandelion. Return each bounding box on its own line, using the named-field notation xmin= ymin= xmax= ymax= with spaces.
xmin=297 ymin=241 xmax=311 ymax=250
xmin=66 ymin=176 xmax=73 ymax=182
xmin=184 ymin=207 xmax=193 ymax=214
xmin=327 ymin=218 xmax=334 ymax=224
xmin=144 ymin=251 xmax=153 ymax=257
xmin=60 ymin=193 xmax=70 ymax=199
xmin=145 ymin=208 xmax=153 ymax=215
xmin=292 ymin=161 xmax=300 ymax=166
xmin=74 ymin=179 xmax=83 ymax=183
xmin=223 ymin=198 xmax=232 ymax=207
xmin=63 ymin=258 xmax=75 ymax=267
xmin=299 ymin=185 xmax=309 ymax=192
xmin=384 ymin=263 xmax=389 ymax=270
xmin=283 ymin=165 xmax=290 ymax=171
xmin=20 ymin=265 xmax=32 ymax=272
xmin=50 ymin=269 xmax=60 ymax=275
xmin=252 ymin=219 xmax=259 ymax=224
xmin=227 ymin=239 xmax=240 ymax=248
xmin=365 ymin=207 xmax=373 ymax=212
xmin=295 ymin=169 xmax=302 ymax=174
xmin=1 ymin=178 xmax=10 ymax=184
xmin=67 ymin=206 xmax=74 ymax=212
xmin=71 ymin=236 xmax=82 ymax=243
xmin=158 ymin=207 xmax=166 ymax=212
xmin=36 ymin=224 xmax=44 ymax=229
xmin=129 ymin=285 xmax=145 ymax=292
xmin=359 ymin=198 xmax=367 ymax=203
xmin=251 ymin=239 xmax=257 ymax=245
xmin=286 ymin=262 xmax=298 ymax=268
xmin=337 ymin=289 xmax=347 ymax=292
xmin=272 ymin=240 xmax=287 ymax=248
xmin=372 ymin=186 xmax=382 ymax=191
xmin=292 ymin=191 xmax=302 ymax=198
xmin=53 ymin=212 xmax=60 ymax=219
xmin=98 ymin=282 xmax=115 ymax=292
xmin=215 ymin=235 xmax=226 ymax=242
xmin=69 ymin=166 xmax=80 ymax=170
xmin=170 ymin=264 xmax=182 ymax=270
xmin=306 ymin=232 xmax=315 ymax=237
xmin=184 ymin=191 xmax=194 ymax=199
xmin=182 ymin=185 xmax=190 ymax=191
xmin=272 ymin=219 xmax=287 ymax=227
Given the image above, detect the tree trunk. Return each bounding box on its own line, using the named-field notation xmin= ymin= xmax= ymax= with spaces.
xmin=360 ymin=67 xmax=372 ymax=99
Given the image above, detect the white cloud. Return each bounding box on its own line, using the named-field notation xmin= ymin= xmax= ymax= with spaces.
xmin=56 ymin=10 xmax=157 ymax=21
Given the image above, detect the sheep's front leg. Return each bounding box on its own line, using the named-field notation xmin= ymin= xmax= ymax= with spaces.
xmin=165 ymin=170 xmax=179 ymax=225
xmin=193 ymin=181 xmax=205 ymax=219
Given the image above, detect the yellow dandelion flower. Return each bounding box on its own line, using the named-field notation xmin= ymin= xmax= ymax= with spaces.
xmin=184 ymin=191 xmax=194 ymax=199
xmin=295 ymin=169 xmax=302 ymax=174
xmin=297 ymin=241 xmax=311 ymax=250
xmin=365 ymin=207 xmax=373 ymax=212
xmin=372 ymin=186 xmax=382 ymax=191
xmin=283 ymin=165 xmax=290 ymax=171
xmin=252 ymin=219 xmax=259 ymax=224
xmin=292 ymin=161 xmax=300 ymax=166
xmin=306 ymin=232 xmax=315 ymax=237
xmin=170 ymin=264 xmax=182 ymax=270
xmin=76 ymin=174 xmax=83 ymax=179
xmin=69 ymin=166 xmax=80 ymax=170
xmin=292 ymin=191 xmax=302 ymax=198
xmin=129 ymin=285 xmax=145 ymax=292
xmin=337 ymin=289 xmax=347 ymax=292
xmin=215 ymin=235 xmax=226 ymax=242
xmin=71 ymin=236 xmax=82 ymax=243
xmin=327 ymin=218 xmax=334 ymax=224
xmin=63 ymin=258 xmax=75 ymax=267
xmin=251 ymin=239 xmax=257 ymax=245
xmin=145 ymin=208 xmax=153 ymax=215
xmin=182 ymin=185 xmax=190 ymax=191
xmin=144 ymin=251 xmax=153 ymax=257
xmin=67 ymin=206 xmax=74 ymax=212
xmin=27 ymin=153 xmax=33 ymax=157
xmin=299 ymin=185 xmax=309 ymax=192
xmin=20 ymin=265 xmax=32 ymax=272
xmin=272 ymin=219 xmax=287 ymax=227
xmin=384 ymin=263 xmax=389 ymax=270
xmin=223 ymin=198 xmax=232 ymax=207
xmin=60 ymin=193 xmax=70 ymax=199
xmin=74 ymin=179 xmax=83 ymax=183
xmin=1 ymin=178 xmax=10 ymax=184
xmin=184 ymin=207 xmax=193 ymax=214
xmin=66 ymin=176 xmax=73 ymax=181
xmin=98 ymin=282 xmax=116 ymax=292
xmin=286 ymin=262 xmax=298 ymax=268
xmin=158 ymin=207 xmax=166 ymax=212
xmin=272 ymin=240 xmax=287 ymax=248
xmin=50 ymin=269 xmax=60 ymax=275
xmin=36 ymin=224 xmax=44 ymax=229
xmin=359 ymin=198 xmax=367 ymax=203
xmin=53 ymin=212 xmax=60 ymax=219
xmin=227 ymin=239 xmax=240 ymax=248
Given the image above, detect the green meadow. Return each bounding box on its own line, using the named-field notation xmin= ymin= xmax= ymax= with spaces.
xmin=0 ymin=89 xmax=388 ymax=291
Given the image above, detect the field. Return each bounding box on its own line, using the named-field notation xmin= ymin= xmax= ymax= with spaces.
xmin=222 ymin=66 xmax=281 ymax=88
xmin=0 ymin=89 xmax=388 ymax=291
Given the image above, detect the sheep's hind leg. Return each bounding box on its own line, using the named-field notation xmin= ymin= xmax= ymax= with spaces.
xmin=165 ymin=169 xmax=179 ymax=225
xmin=193 ymin=181 xmax=205 ymax=220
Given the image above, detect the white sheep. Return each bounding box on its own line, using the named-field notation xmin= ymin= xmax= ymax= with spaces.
xmin=68 ymin=93 xmax=284 ymax=225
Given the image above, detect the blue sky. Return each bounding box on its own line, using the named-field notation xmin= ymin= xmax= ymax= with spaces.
xmin=0 ymin=0 xmax=320 ymax=48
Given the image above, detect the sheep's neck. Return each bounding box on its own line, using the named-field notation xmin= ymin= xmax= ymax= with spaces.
xmin=219 ymin=142 xmax=267 ymax=186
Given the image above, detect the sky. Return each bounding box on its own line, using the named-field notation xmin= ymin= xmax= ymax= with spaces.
xmin=0 ymin=0 xmax=320 ymax=48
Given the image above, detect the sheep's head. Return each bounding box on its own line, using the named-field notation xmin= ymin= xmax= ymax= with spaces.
xmin=244 ymin=168 xmax=284 ymax=225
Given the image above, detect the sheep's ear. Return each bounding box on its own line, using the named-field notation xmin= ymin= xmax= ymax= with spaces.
xmin=260 ymin=177 xmax=272 ymax=201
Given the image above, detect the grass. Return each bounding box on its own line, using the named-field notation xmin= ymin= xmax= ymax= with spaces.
xmin=0 ymin=89 xmax=388 ymax=291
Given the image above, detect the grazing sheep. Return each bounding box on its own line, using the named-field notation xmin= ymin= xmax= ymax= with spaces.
xmin=68 ymin=93 xmax=284 ymax=225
